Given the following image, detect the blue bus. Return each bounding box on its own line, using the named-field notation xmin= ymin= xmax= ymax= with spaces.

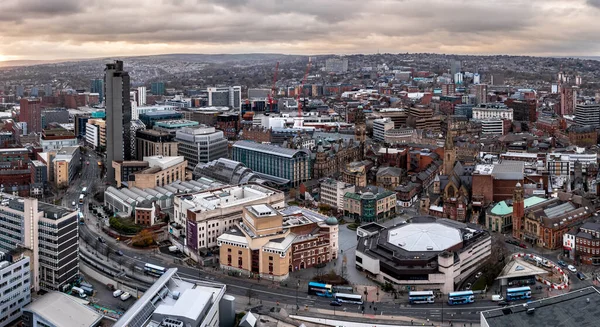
xmin=408 ymin=291 xmax=435 ymax=304
xmin=307 ymin=282 xmax=333 ymax=297
xmin=448 ymin=291 xmax=475 ymax=305
xmin=506 ymin=286 xmax=531 ymax=301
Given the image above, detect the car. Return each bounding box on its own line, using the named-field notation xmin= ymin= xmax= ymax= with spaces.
xmin=535 ymin=285 xmax=543 ymax=290
xmin=72 ymin=201 xmax=76 ymax=207
xmin=465 ymin=283 xmax=472 ymax=290
xmin=475 ymin=272 xmax=482 ymax=279
xmin=498 ymin=300 xmax=509 ymax=306
xmin=98 ymin=237 xmax=105 ymax=244
xmin=519 ymin=243 xmax=527 ymax=249
xmin=115 ymin=250 xmax=124 ymax=256
xmin=567 ymin=265 xmax=577 ymax=273
xmin=112 ymin=289 xmax=123 ymax=297
xmin=577 ymin=272 xmax=586 ymax=280
xmin=557 ymin=260 xmax=566 ymax=267
xmin=330 ymin=301 xmax=342 ymax=306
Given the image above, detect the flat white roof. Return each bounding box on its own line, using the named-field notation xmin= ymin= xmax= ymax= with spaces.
xmin=388 ymin=223 xmax=462 ymax=252
xmin=23 ymin=291 xmax=102 ymax=327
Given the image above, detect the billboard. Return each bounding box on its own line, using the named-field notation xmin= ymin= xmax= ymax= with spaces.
xmin=186 ymin=220 xmax=198 ymax=251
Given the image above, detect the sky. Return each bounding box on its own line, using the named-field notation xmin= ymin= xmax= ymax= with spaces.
xmin=1 ymin=0 xmax=600 ymax=61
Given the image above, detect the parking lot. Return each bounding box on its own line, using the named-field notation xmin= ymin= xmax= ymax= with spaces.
xmin=82 ymin=272 xmax=137 ymax=314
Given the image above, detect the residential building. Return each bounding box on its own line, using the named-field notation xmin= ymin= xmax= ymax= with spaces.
xmin=19 ymin=98 xmax=42 ymax=134
xmin=137 ymin=86 xmax=146 ymax=106
xmin=105 ymin=60 xmax=132 ymax=183
xmin=40 ymin=127 xmax=77 ymax=151
xmin=85 ymin=118 xmax=106 ymax=150
xmin=248 ymin=88 xmax=271 ymax=98
xmin=126 ymin=156 xmax=187 ymax=189
xmin=151 ymin=82 xmax=165 ymax=96
xmin=0 ymin=249 xmax=32 ymax=327
xmin=560 ymin=85 xmax=577 ymax=116
xmin=356 ymin=216 xmax=491 ymax=293
xmin=372 ymin=118 xmax=394 ymax=142
xmin=574 ymin=102 xmax=600 ymax=127
xmin=30 ymin=160 xmax=47 ymax=196
xmin=114 ymin=268 xmax=231 ymax=327
xmin=207 ymin=86 xmax=242 ymax=109
xmin=53 ymin=146 xmax=81 ymax=188
xmin=135 ymin=201 xmax=160 ymax=226
xmin=325 ymin=58 xmax=349 ymax=73
xmin=136 ymin=129 xmax=178 ymax=159
xmin=343 ymin=186 xmax=396 ymax=223
xmin=0 ymin=194 xmax=79 ymax=292
xmin=174 ymin=184 xmax=284 ymax=261
xmin=22 ymin=291 xmax=102 ymax=327
xmin=175 ymin=126 xmax=228 ymax=170
xmin=473 ymin=84 xmax=488 ymax=105
xmin=217 ymin=204 xmax=339 ymax=280
xmin=90 ymin=78 xmax=104 ymax=103
xmin=320 ymin=178 xmax=355 ymax=211
xmin=232 ymin=140 xmax=311 ymax=187
xmin=192 ymin=158 xmax=266 ymax=186
xmin=563 ymin=222 xmax=600 ymax=265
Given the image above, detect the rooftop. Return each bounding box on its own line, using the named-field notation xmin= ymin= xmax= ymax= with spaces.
xmin=23 ymin=291 xmax=103 ymax=327
xmin=490 ymin=196 xmax=548 ymax=216
xmin=496 ymin=256 xmax=550 ymax=280
xmin=233 ymin=140 xmax=310 ymax=158
xmin=387 ymin=222 xmax=462 ymax=252
xmin=481 ymin=286 xmax=600 ymax=327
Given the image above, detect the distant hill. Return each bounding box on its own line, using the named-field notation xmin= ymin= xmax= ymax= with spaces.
xmin=0 ymin=58 xmax=95 ymax=68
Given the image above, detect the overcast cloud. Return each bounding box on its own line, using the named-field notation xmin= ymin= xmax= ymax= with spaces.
xmin=0 ymin=0 xmax=600 ymax=60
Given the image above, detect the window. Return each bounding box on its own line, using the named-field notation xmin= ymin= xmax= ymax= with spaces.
xmin=269 ymin=256 xmax=273 ymax=261
xmin=269 ymin=262 xmax=274 ymax=273
xmin=227 ymin=248 xmax=231 ymax=253
xmin=238 ymin=250 xmax=242 ymax=255
xmin=238 ymin=257 xmax=243 ymax=267
xmin=227 ymin=255 xmax=232 ymax=264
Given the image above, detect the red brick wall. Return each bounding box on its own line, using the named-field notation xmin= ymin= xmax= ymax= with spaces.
xmin=472 ymin=174 xmax=494 ymax=205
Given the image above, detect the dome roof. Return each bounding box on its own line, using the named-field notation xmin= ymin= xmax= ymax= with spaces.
xmin=325 ymin=217 xmax=339 ymax=226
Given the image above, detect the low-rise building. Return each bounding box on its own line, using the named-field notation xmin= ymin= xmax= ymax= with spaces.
xmin=174 ymin=184 xmax=285 ymax=261
xmin=192 ymin=158 xmax=267 ymax=186
xmin=217 ymin=204 xmax=339 ymax=280
xmin=52 ymin=146 xmax=81 ymax=188
xmin=376 ymin=166 xmax=403 ymax=190
xmin=563 ymin=222 xmax=600 ymax=265
xmin=125 ymin=156 xmax=187 ymax=189
xmin=40 ymin=127 xmax=77 ymax=152
xmin=319 ymin=178 xmax=355 ymax=211
xmin=22 ymin=291 xmax=103 ymax=327
xmin=344 ymin=186 xmax=396 ymax=223
xmin=356 ymin=216 xmax=491 ymax=293
xmin=341 ymin=160 xmax=371 ymax=188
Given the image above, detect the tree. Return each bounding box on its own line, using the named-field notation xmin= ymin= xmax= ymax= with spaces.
xmin=132 ymin=230 xmax=156 ymax=247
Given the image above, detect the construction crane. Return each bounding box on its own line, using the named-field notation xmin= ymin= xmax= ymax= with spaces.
xmin=268 ymin=62 xmax=279 ymax=112
xmin=294 ymin=58 xmax=312 ymax=128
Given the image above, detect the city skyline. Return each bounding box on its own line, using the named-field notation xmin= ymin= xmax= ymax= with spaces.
xmin=1 ymin=0 xmax=600 ymax=61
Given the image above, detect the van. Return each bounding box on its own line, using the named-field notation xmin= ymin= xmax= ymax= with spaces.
xmin=492 ymin=295 xmax=504 ymax=302
xmin=71 ymin=287 xmax=87 ymax=298
xmin=113 ymin=289 xmax=123 ymax=297
xmin=120 ymin=292 xmax=131 ymax=301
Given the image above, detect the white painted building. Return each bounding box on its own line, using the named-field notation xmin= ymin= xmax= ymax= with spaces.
xmin=320 ymin=178 xmax=355 ymax=210
xmin=137 ymin=86 xmax=147 ymax=106
xmin=480 ymin=119 xmax=504 ymax=135
xmin=372 ymin=118 xmax=395 ymax=142
xmin=0 ymin=253 xmax=31 ymax=327
xmin=473 ymin=104 xmax=514 ymax=121
xmin=85 ymin=123 xmax=99 ymax=149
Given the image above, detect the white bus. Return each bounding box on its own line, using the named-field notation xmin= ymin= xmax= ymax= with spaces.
xmin=79 ymin=194 xmax=85 ymax=204
xmin=408 ymin=291 xmax=435 ymax=304
xmin=334 ymin=293 xmax=363 ymax=304
xmin=144 ymin=263 xmax=166 ymax=276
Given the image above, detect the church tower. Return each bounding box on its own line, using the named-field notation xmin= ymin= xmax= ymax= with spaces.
xmin=443 ymin=120 xmax=456 ymax=175
xmin=354 ymin=106 xmax=366 ymax=143
xmin=512 ymin=182 xmax=525 ymax=239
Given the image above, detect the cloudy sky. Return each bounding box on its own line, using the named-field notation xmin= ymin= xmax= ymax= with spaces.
xmin=1 ymin=0 xmax=600 ymax=61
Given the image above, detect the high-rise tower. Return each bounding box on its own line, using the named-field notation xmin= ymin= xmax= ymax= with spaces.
xmin=105 ymin=60 xmax=132 ymax=184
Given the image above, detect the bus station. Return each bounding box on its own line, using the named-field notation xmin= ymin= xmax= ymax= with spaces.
xmin=496 ymin=255 xmax=549 ymax=293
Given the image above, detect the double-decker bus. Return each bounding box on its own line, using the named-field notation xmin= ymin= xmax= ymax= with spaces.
xmin=408 ymin=291 xmax=435 ymax=304
xmin=334 ymin=293 xmax=363 ymax=304
xmin=307 ymin=282 xmax=333 ymax=297
xmin=448 ymin=290 xmax=475 ymax=305
xmin=144 ymin=263 xmax=166 ymax=276
xmin=506 ymin=286 xmax=532 ymax=301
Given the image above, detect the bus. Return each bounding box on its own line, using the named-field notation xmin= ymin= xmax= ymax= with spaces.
xmin=334 ymin=293 xmax=363 ymax=305
xmin=78 ymin=212 xmax=85 ymax=225
xmin=506 ymin=286 xmax=532 ymax=301
xmin=408 ymin=291 xmax=435 ymax=304
xmin=144 ymin=263 xmax=166 ymax=276
xmin=448 ymin=291 xmax=475 ymax=305
xmin=307 ymin=282 xmax=333 ymax=297
xmin=79 ymin=194 xmax=85 ymax=204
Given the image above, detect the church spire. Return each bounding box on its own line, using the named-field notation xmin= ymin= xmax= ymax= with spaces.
xmin=445 ymin=118 xmax=454 ymax=150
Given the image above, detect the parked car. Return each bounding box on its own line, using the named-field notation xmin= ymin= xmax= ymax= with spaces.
xmin=557 ymin=260 xmax=566 ymax=267
xmin=98 ymin=237 xmax=105 ymax=244
xmin=577 ymin=272 xmax=586 ymax=280
xmin=72 ymin=201 xmax=76 ymax=207
xmin=115 ymin=250 xmax=124 ymax=256
xmin=567 ymin=265 xmax=577 ymax=273
xmin=113 ymin=289 xmax=123 ymax=297
xmin=330 ymin=301 xmax=342 ymax=306
xmin=519 ymin=243 xmax=527 ymax=249
xmin=120 ymin=292 xmax=131 ymax=301
xmin=106 ymin=283 xmax=115 ymax=291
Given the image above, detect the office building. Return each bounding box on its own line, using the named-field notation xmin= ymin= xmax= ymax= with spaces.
xmin=153 ymin=119 xmax=199 ymax=135
xmin=560 ymin=86 xmax=577 ymax=116
xmin=356 ymin=216 xmax=491 ymax=293
xmin=574 ymin=103 xmax=600 ymax=127
xmin=85 ymin=118 xmax=106 ymax=150
xmin=480 ymin=119 xmax=504 ymax=135
xmin=151 ymin=82 xmax=166 ymax=96
xmin=217 ymin=204 xmax=339 ymax=280
xmin=22 ymin=291 xmax=102 ymax=327
xmin=207 ymin=86 xmax=242 ymax=109
xmin=325 ymin=57 xmax=349 ymax=73
xmin=320 ymin=178 xmax=355 ymax=210
xmin=90 ymin=79 xmax=104 ymax=103
xmin=41 ymin=108 xmax=69 ymax=129
xmin=232 ymin=140 xmax=311 ymax=187
xmin=248 ymin=88 xmax=271 ymax=98
xmin=491 ymin=74 xmax=505 ymax=86
xmin=16 ymin=85 xmax=24 ymax=97
xmin=441 ymin=83 xmax=455 ymax=96
xmin=564 ymin=222 xmax=600 ymax=264
xmin=122 ymin=156 xmax=187 ymax=189
xmin=450 ymin=59 xmax=461 ymax=76
xmin=19 ymin=98 xmax=42 ymax=134
xmin=139 ymin=111 xmax=183 ymax=128
xmin=136 ymin=129 xmax=178 ymax=159
xmin=0 ymin=194 xmax=79 ymax=292
xmin=505 ymin=98 xmax=537 ymax=122
xmin=128 ymin=120 xmax=146 ymax=160
xmin=473 ymin=84 xmax=488 ymax=105
xmin=0 ymin=249 xmax=32 ymax=327
xmin=372 ymin=118 xmax=395 ymax=142
xmin=473 ymin=103 xmax=514 ymax=121
xmin=473 ymin=73 xmax=481 ymax=84
xmin=40 ymin=127 xmax=78 ymax=151
xmin=192 ymin=158 xmax=266 ymax=185
xmin=343 ymin=186 xmax=396 ymax=222
xmin=174 ymin=184 xmax=284 ymax=260
xmin=114 ymin=268 xmax=231 ymax=327
xmin=137 ymin=86 xmax=146 ymax=106
xmin=53 ymin=146 xmax=81 ymax=188
xmin=105 ymin=60 xmax=132 ymax=183
xmin=175 ymin=126 xmax=228 ymax=170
